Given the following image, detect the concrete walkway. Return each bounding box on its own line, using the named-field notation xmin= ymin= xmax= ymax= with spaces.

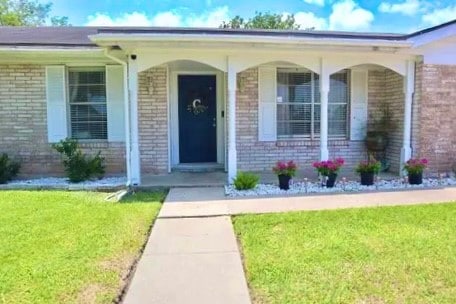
xmin=160 ymin=186 xmax=456 ymax=217
xmin=123 ymin=216 xmax=250 ymax=303
xmin=124 ymin=187 xmax=456 ymax=303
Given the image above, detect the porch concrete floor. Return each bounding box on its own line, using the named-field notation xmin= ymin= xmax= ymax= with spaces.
xmin=140 ymin=169 xmax=399 ymax=187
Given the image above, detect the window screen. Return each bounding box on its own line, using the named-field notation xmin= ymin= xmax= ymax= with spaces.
xmin=68 ymin=68 xmax=107 ymax=140
xmin=276 ymin=68 xmax=349 ymax=139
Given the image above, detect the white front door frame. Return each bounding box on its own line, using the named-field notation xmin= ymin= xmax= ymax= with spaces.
xmin=169 ymin=70 xmax=226 ymax=169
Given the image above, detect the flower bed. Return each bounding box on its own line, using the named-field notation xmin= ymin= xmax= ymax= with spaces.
xmin=0 ymin=177 xmax=127 ymax=190
xmin=225 ymin=176 xmax=456 ymax=197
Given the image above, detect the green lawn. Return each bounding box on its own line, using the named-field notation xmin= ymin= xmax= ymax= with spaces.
xmin=233 ymin=203 xmax=456 ymax=304
xmin=0 ymin=190 xmax=166 ymax=304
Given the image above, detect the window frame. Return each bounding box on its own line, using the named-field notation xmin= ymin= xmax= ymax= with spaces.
xmin=66 ymin=66 xmax=108 ymax=141
xmin=275 ymin=67 xmax=350 ymax=140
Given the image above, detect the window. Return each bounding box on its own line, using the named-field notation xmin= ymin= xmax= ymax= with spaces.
xmin=276 ymin=68 xmax=349 ymax=139
xmin=68 ymin=68 xmax=107 ymax=140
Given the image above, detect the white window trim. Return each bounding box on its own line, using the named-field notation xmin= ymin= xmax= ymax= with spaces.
xmin=276 ymin=67 xmax=351 ymax=141
xmin=66 ymin=66 xmax=109 ymax=141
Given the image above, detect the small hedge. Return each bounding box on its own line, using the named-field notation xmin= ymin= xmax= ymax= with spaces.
xmin=52 ymin=138 xmax=105 ymax=183
xmin=233 ymin=171 xmax=259 ymax=190
xmin=0 ymin=153 xmax=20 ymax=184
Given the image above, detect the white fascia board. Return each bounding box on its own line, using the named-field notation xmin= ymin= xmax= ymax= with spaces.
xmin=90 ymin=33 xmax=412 ymax=48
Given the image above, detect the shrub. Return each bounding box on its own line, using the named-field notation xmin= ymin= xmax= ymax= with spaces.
xmin=312 ymin=158 xmax=345 ymax=176
xmin=0 ymin=153 xmax=20 ymax=184
xmin=272 ymin=161 xmax=297 ymax=177
xmin=233 ymin=172 xmax=259 ymax=190
xmin=403 ymin=158 xmax=428 ymax=175
xmin=52 ymin=138 xmax=105 ymax=183
xmin=355 ymin=160 xmax=381 ymax=174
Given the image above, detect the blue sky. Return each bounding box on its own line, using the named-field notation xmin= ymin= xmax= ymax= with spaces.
xmin=47 ymin=0 xmax=456 ymax=33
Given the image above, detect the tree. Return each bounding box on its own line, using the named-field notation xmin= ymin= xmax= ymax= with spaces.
xmin=0 ymin=0 xmax=69 ymax=26
xmin=220 ymin=11 xmax=300 ymax=30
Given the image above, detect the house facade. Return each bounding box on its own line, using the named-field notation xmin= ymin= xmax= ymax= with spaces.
xmin=0 ymin=21 xmax=455 ymax=185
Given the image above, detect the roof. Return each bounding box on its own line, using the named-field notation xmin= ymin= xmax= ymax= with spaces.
xmin=0 ymin=19 xmax=454 ymax=48
xmin=0 ymin=26 xmax=98 ymax=47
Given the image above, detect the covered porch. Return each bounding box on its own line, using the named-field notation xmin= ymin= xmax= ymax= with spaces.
xmin=92 ymin=32 xmax=417 ymax=186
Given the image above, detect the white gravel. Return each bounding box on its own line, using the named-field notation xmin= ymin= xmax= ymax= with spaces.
xmin=225 ymin=177 xmax=456 ymax=197
xmin=1 ymin=177 xmax=127 ymax=190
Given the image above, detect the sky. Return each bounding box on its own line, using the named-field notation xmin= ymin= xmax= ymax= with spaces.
xmin=46 ymin=0 xmax=456 ymax=33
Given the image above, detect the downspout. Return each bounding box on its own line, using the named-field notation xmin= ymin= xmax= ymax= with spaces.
xmin=103 ymin=49 xmax=132 ymax=187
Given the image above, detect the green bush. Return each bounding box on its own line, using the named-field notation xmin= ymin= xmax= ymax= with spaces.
xmin=233 ymin=171 xmax=259 ymax=190
xmin=0 ymin=153 xmax=20 ymax=184
xmin=52 ymin=138 xmax=105 ymax=183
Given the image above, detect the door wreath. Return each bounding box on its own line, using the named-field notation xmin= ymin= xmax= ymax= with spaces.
xmin=187 ymin=99 xmax=208 ymax=115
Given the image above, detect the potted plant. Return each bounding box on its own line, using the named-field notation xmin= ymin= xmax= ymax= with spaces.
xmin=403 ymin=158 xmax=428 ymax=185
xmin=355 ymin=160 xmax=381 ymax=186
xmin=312 ymin=158 xmax=345 ymax=188
xmin=273 ymin=161 xmax=297 ymax=190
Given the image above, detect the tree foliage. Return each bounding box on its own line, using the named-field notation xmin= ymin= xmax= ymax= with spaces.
xmin=220 ymin=11 xmax=300 ymax=30
xmin=0 ymin=0 xmax=68 ymax=26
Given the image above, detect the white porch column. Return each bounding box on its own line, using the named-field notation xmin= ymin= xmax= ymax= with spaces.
xmin=128 ymin=57 xmax=141 ymax=185
xmin=227 ymin=62 xmax=237 ymax=183
xmin=319 ymin=59 xmax=330 ymax=160
xmin=400 ymin=60 xmax=415 ymax=174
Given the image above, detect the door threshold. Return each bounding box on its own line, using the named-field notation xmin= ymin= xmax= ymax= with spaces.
xmin=172 ymin=163 xmax=224 ymax=173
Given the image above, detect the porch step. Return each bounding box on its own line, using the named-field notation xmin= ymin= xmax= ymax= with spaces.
xmin=172 ymin=163 xmax=225 ymax=173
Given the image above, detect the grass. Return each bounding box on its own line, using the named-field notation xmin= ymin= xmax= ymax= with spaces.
xmin=233 ymin=203 xmax=456 ymax=304
xmin=0 ymin=190 xmax=166 ymax=304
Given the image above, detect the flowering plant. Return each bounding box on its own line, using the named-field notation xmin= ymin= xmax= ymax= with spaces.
xmin=403 ymin=158 xmax=428 ymax=175
xmin=273 ymin=161 xmax=297 ymax=177
xmin=355 ymin=160 xmax=381 ymax=174
xmin=312 ymin=158 xmax=345 ymax=176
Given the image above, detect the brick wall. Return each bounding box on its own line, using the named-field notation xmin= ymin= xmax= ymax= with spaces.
xmin=0 ymin=64 xmax=125 ymax=177
xmin=367 ymin=69 xmax=404 ymax=174
xmin=417 ymin=64 xmax=456 ymax=172
xmin=384 ymin=70 xmax=405 ymax=173
xmin=236 ymin=68 xmax=368 ymax=175
xmin=138 ymin=66 xmax=169 ymax=174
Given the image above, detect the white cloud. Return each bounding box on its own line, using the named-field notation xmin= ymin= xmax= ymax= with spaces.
xmin=329 ymin=0 xmax=374 ymax=31
xmin=378 ymin=0 xmax=422 ymax=16
xmin=303 ymin=0 xmax=325 ymax=6
xmin=86 ymin=12 xmax=152 ymax=26
xmin=85 ymin=6 xmax=230 ymax=28
xmin=422 ymin=5 xmax=456 ymax=25
xmin=186 ymin=6 xmax=230 ymax=27
xmin=150 ymin=12 xmax=182 ymax=27
xmin=294 ymin=12 xmax=328 ymax=30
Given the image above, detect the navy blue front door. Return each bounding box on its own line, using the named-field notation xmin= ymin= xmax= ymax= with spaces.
xmin=178 ymin=75 xmax=217 ymax=163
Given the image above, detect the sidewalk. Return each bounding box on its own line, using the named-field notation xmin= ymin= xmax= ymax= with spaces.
xmin=159 ymin=186 xmax=456 ymax=218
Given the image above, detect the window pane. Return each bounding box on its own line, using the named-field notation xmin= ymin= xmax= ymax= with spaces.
xmin=69 ymin=70 xmax=105 ymax=85
xmin=69 ymin=84 xmax=106 ymax=103
xmin=314 ymin=104 xmax=320 ymax=135
xmin=329 ymin=104 xmax=348 ymax=136
xmin=278 ymin=121 xmax=311 ymax=137
xmin=277 ymin=104 xmax=312 ymax=121
xmin=329 ymin=71 xmax=349 ymax=104
xmin=277 ymin=71 xmax=312 ymax=103
xmin=70 ymin=104 xmax=107 ymax=140
xmin=277 ymin=69 xmax=312 ymax=137
xmin=68 ymin=69 xmax=107 ymax=140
